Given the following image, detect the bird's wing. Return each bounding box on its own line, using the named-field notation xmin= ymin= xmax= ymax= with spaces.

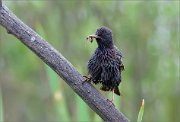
xmin=114 ymin=46 xmax=125 ymax=71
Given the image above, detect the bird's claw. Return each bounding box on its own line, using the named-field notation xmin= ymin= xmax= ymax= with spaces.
xmin=107 ymin=99 xmax=115 ymax=106
xmin=82 ymin=76 xmax=92 ymax=84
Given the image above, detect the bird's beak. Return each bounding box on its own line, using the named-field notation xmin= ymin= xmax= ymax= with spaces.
xmin=86 ymin=34 xmax=100 ymax=43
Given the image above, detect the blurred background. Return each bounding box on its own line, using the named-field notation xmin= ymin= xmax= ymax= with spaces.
xmin=0 ymin=1 xmax=179 ymax=122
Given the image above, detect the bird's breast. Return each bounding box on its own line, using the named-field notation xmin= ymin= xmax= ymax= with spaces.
xmin=95 ymin=48 xmax=116 ymax=62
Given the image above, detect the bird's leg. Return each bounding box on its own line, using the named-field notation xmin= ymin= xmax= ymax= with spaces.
xmin=107 ymin=89 xmax=115 ymax=106
xmin=111 ymin=88 xmax=115 ymax=103
xmin=82 ymin=75 xmax=92 ymax=84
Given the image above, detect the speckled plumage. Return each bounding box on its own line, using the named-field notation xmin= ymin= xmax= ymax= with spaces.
xmin=87 ymin=27 xmax=124 ymax=96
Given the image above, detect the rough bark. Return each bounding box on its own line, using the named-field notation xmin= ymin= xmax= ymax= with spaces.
xmin=0 ymin=5 xmax=130 ymax=122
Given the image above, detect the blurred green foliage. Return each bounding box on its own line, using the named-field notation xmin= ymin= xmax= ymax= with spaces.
xmin=0 ymin=1 xmax=179 ymax=122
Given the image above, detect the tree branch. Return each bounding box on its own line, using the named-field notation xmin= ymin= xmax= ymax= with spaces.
xmin=0 ymin=5 xmax=130 ymax=122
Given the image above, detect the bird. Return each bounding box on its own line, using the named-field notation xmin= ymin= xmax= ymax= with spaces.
xmin=84 ymin=26 xmax=124 ymax=103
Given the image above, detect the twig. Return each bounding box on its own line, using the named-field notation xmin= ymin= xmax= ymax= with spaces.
xmin=0 ymin=5 xmax=130 ymax=122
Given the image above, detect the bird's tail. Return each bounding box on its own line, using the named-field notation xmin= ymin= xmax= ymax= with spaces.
xmin=114 ymin=86 xmax=121 ymax=96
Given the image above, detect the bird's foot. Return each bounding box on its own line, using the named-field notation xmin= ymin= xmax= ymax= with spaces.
xmin=107 ymin=99 xmax=115 ymax=106
xmin=82 ymin=76 xmax=92 ymax=84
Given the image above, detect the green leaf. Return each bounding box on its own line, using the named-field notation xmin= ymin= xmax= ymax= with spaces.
xmin=137 ymin=99 xmax=145 ymax=122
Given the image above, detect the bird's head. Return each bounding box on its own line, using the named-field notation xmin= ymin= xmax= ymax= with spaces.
xmin=86 ymin=26 xmax=113 ymax=48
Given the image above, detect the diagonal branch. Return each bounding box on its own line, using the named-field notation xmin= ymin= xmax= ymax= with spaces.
xmin=0 ymin=5 xmax=130 ymax=122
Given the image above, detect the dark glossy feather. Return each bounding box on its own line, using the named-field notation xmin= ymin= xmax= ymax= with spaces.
xmin=87 ymin=27 xmax=124 ymax=96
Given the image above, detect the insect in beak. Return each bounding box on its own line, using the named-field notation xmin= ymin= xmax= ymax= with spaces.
xmin=86 ymin=34 xmax=100 ymax=43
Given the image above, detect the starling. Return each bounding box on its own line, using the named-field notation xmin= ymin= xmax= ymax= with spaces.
xmin=85 ymin=26 xmax=124 ymax=103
